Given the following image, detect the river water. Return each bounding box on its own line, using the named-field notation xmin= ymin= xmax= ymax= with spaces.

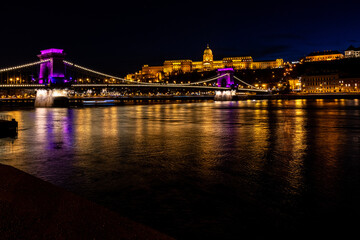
xmin=1 ymin=99 xmax=360 ymax=239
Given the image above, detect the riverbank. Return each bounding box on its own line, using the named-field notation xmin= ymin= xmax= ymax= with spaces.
xmin=0 ymin=163 xmax=173 ymax=240
xmin=1 ymin=93 xmax=360 ymax=109
xmin=234 ymin=93 xmax=360 ymax=100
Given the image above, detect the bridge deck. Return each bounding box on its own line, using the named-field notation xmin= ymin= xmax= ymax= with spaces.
xmin=0 ymin=84 xmax=267 ymax=92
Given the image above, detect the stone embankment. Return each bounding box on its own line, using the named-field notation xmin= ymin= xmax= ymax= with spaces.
xmin=0 ymin=164 xmax=173 ymax=240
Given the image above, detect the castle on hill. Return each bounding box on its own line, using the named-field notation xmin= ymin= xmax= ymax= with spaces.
xmin=126 ymin=45 xmax=284 ymax=82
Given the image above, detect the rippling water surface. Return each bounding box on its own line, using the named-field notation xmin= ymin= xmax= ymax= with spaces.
xmin=1 ymin=99 xmax=360 ymax=239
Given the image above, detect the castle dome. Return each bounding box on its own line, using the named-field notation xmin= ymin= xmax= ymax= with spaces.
xmin=204 ymin=44 xmax=213 ymax=55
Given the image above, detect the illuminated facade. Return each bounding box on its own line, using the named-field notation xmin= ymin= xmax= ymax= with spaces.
xmin=127 ymin=45 xmax=284 ymax=82
xmin=345 ymin=45 xmax=360 ymax=58
xmin=288 ymin=79 xmax=301 ymax=91
xmin=202 ymin=44 xmax=214 ymax=71
xmin=223 ymin=57 xmax=283 ymax=70
xmin=141 ymin=65 xmax=164 ymax=82
xmin=301 ymin=74 xmax=360 ymax=93
xmin=303 ymin=50 xmax=344 ymax=62
xmin=163 ymin=60 xmax=192 ymax=74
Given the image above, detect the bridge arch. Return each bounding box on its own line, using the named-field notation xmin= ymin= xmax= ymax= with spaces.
xmin=217 ymin=68 xmax=234 ymax=88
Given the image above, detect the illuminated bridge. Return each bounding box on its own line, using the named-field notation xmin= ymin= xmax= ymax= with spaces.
xmin=0 ymin=48 xmax=268 ymax=93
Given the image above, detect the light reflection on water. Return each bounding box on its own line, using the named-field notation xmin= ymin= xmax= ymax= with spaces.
xmin=1 ymin=99 xmax=360 ymax=239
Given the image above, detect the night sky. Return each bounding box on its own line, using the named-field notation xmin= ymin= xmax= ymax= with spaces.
xmin=1 ymin=1 xmax=360 ymax=77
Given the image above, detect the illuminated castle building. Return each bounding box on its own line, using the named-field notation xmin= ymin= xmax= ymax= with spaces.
xmin=345 ymin=45 xmax=360 ymax=58
xmin=126 ymin=45 xmax=284 ymax=82
xmin=303 ymin=50 xmax=344 ymax=62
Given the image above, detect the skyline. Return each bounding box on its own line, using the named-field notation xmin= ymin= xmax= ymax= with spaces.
xmin=1 ymin=1 xmax=360 ymax=76
xmin=2 ymin=2 xmax=360 ymax=238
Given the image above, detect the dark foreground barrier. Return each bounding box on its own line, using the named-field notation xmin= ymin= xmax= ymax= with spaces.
xmin=0 ymin=164 xmax=173 ymax=240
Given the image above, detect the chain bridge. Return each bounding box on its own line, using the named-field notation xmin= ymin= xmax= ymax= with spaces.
xmin=0 ymin=48 xmax=268 ymax=93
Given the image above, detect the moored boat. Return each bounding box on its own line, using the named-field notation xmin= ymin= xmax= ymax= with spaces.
xmin=0 ymin=115 xmax=18 ymax=137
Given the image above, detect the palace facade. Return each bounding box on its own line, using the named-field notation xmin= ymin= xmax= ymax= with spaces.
xmin=345 ymin=45 xmax=360 ymax=58
xmin=126 ymin=45 xmax=284 ymax=82
xmin=303 ymin=50 xmax=344 ymax=62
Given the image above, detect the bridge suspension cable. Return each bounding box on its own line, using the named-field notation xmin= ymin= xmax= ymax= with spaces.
xmin=64 ymin=60 xmax=155 ymax=85
xmin=0 ymin=60 xmax=50 ymax=73
xmin=186 ymin=73 xmax=229 ymax=85
xmin=65 ymin=60 xmax=231 ymax=87
xmin=233 ymin=75 xmax=259 ymax=89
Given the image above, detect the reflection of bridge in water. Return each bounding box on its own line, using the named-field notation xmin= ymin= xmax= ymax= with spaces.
xmin=0 ymin=48 xmax=269 ymax=106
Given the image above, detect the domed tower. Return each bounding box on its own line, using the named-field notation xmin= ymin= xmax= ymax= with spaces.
xmin=203 ymin=44 xmax=213 ymax=71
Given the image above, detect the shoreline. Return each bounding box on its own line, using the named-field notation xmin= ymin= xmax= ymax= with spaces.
xmin=0 ymin=163 xmax=173 ymax=240
xmin=234 ymin=93 xmax=360 ymax=100
xmin=0 ymin=93 xmax=360 ymax=109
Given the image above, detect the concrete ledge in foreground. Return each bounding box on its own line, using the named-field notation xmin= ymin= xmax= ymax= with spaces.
xmin=0 ymin=164 xmax=173 ymax=240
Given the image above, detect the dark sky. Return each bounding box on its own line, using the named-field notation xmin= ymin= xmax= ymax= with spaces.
xmin=1 ymin=1 xmax=360 ymax=77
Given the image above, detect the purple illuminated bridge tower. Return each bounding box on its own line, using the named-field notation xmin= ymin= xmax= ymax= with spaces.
xmin=217 ymin=68 xmax=234 ymax=88
xmin=38 ymin=49 xmax=66 ymax=85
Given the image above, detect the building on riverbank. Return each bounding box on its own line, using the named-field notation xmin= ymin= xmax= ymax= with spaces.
xmin=288 ymin=78 xmax=301 ymax=91
xmin=301 ymin=74 xmax=360 ymax=93
xmin=345 ymin=45 xmax=360 ymax=58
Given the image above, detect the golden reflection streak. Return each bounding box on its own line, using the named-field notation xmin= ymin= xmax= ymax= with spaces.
xmin=286 ymin=105 xmax=306 ymax=193
xmin=245 ymin=100 xmax=270 ymax=178
xmin=35 ymin=108 xmax=48 ymax=148
xmin=97 ymin=107 xmax=119 ymax=156
xmin=195 ymin=101 xmax=223 ymax=174
xmin=75 ymin=108 xmax=93 ymax=157
xmin=133 ymin=105 xmax=146 ymax=146
xmin=307 ymin=101 xmax=347 ymax=195
xmin=264 ymin=100 xmax=306 ymax=195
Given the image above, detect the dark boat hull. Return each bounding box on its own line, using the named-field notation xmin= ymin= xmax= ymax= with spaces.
xmin=0 ymin=119 xmax=18 ymax=137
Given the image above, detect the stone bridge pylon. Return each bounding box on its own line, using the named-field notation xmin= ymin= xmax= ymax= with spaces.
xmin=38 ymin=49 xmax=66 ymax=85
xmin=217 ymin=68 xmax=235 ymax=88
